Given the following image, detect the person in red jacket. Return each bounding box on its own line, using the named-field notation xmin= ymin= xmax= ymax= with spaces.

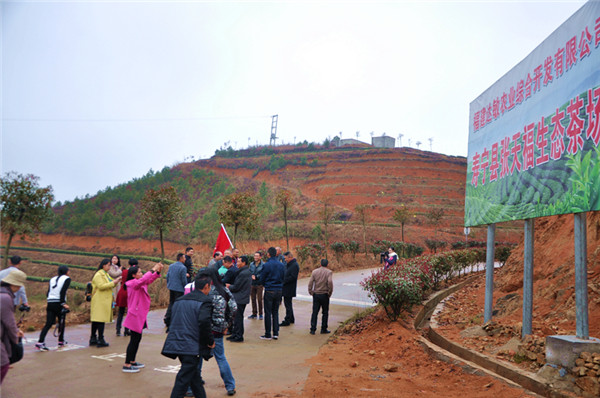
xmin=121 ymin=262 xmax=163 ymax=373
xmin=116 ymin=258 xmax=137 ymax=337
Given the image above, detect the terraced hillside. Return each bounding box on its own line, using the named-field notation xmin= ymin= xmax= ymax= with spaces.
xmin=41 ymin=145 xmax=521 ymax=249
xmin=198 ymin=146 xmax=520 ymax=244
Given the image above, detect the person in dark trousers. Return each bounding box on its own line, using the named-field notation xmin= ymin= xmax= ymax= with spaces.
xmin=308 ymin=259 xmax=334 ymax=335
xmin=248 ymin=252 xmax=264 ymax=320
xmin=164 ymin=253 xmax=187 ymax=328
xmin=259 ymin=247 xmax=285 ymax=340
xmin=116 ymin=258 xmax=137 ymax=337
xmin=192 ymin=267 xmax=237 ymax=396
xmin=36 ymin=265 xmax=71 ymax=350
xmin=221 ymin=256 xmax=238 ymax=284
xmin=184 ymin=247 xmax=195 ymax=282
xmin=122 ymin=262 xmax=163 ymax=373
xmin=280 ymin=251 xmax=299 ymax=327
xmin=90 ymin=259 xmax=122 ymax=347
xmin=161 ymin=275 xmax=214 ymax=398
xmin=227 ymin=256 xmax=252 ymax=342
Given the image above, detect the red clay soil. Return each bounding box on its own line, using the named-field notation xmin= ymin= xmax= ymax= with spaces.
xmin=300 ymin=308 xmax=535 ymax=398
xmin=434 ymin=211 xmax=600 ymax=373
xmin=195 ymin=147 xmax=522 ymax=245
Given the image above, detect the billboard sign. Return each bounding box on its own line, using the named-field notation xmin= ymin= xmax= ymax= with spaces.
xmin=466 ymin=1 xmax=600 ymax=227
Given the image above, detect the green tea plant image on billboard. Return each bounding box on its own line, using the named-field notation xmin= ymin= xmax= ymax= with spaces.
xmin=465 ymin=2 xmax=600 ymax=227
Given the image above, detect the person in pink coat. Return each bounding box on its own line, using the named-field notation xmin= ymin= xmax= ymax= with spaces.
xmin=122 ymin=262 xmax=163 ymax=373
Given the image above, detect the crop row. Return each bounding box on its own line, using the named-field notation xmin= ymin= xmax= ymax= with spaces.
xmin=2 ymin=245 xmax=163 ymax=263
xmin=26 ymin=276 xmax=86 ymax=291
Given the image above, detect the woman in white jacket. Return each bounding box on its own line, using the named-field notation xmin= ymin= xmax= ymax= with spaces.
xmin=35 ymin=265 xmax=71 ymax=350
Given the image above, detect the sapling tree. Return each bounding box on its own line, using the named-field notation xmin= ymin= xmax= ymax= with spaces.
xmin=139 ymin=186 xmax=183 ymax=262
xmin=1 ymin=172 xmax=54 ymax=268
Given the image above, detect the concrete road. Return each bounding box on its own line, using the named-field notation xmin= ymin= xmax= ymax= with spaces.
xmin=2 ymin=269 xmax=377 ymax=398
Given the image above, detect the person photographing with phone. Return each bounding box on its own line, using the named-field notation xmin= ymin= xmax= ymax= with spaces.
xmin=90 ymin=259 xmax=122 ymax=347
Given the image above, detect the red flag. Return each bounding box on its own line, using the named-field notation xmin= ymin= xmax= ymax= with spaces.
xmin=213 ymin=223 xmax=233 ymax=255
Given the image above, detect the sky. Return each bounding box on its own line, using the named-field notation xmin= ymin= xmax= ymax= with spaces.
xmin=0 ymin=0 xmax=588 ymax=203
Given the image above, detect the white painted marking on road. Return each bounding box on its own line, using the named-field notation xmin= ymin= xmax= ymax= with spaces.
xmin=296 ymin=294 xmax=375 ymax=307
xmin=154 ymin=365 xmax=181 ymax=373
xmin=91 ymin=353 xmax=126 ymax=361
xmin=342 ymin=283 xmax=358 ymax=286
xmin=56 ymin=344 xmax=85 ymax=352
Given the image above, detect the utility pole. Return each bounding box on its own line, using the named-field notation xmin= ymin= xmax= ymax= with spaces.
xmin=270 ymin=115 xmax=278 ymax=146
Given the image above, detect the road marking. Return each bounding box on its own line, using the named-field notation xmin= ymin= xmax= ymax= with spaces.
xmin=154 ymin=365 xmax=181 ymax=373
xmin=296 ymin=294 xmax=375 ymax=307
xmin=342 ymin=282 xmax=358 ymax=286
xmin=56 ymin=344 xmax=85 ymax=352
xmin=91 ymin=353 xmax=126 ymax=361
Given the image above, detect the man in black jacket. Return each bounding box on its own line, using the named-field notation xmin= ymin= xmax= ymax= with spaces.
xmin=227 ymin=255 xmax=252 ymax=342
xmin=184 ymin=247 xmax=195 ymax=282
xmin=280 ymin=251 xmax=299 ymax=327
xmin=162 ymin=276 xmax=214 ymax=398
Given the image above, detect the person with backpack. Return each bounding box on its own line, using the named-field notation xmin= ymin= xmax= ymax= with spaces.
xmin=121 ymin=262 xmax=163 ymax=373
xmin=35 ymin=265 xmax=71 ymax=350
xmin=191 ymin=267 xmax=237 ymax=396
xmin=0 ymin=269 xmax=26 ymax=384
xmin=162 ymin=275 xmax=214 ymax=398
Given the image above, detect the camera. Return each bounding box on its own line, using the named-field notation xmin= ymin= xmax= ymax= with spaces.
xmin=61 ymin=306 xmax=70 ymax=315
xmin=85 ymin=282 xmax=93 ymax=302
xmin=379 ymin=252 xmax=388 ymax=264
xmin=18 ymin=304 xmax=31 ymax=312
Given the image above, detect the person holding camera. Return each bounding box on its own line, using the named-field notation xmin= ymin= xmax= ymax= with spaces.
xmin=1 ymin=269 xmax=27 ymax=384
xmin=121 ymin=262 xmax=163 ymax=373
xmin=90 ymin=259 xmax=122 ymax=347
xmin=36 ymin=265 xmax=71 ymax=350
xmin=384 ymin=247 xmax=398 ymax=270
xmin=0 ymin=256 xmax=29 ymax=310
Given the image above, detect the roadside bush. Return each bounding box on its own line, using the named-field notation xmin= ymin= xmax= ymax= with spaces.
xmin=495 ymin=246 xmax=512 ymax=265
xmin=425 ymin=239 xmax=447 ymax=254
xmin=295 ymin=243 xmax=326 ymax=267
xmin=361 ymin=260 xmax=430 ymax=321
xmin=330 ymin=241 xmax=347 ymax=263
xmin=347 ymin=240 xmax=360 ymax=258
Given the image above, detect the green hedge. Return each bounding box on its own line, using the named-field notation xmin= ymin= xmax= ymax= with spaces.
xmin=2 ymin=245 xmax=163 ymax=262
xmin=26 ymin=276 xmax=86 ymax=290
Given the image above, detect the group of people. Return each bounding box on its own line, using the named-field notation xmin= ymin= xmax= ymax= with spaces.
xmin=164 ymin=246 xmax=334 ymax=397
xmin=0 ymin=245 xmax=335 ymax=397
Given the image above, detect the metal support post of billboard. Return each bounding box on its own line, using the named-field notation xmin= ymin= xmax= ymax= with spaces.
xmin=484 ymin=224 xmax=495 ymax=323
xmin=574 ymin=212 xmax=589 ymax=340
xmin=522 ymin=219 xmax=534 ymax=337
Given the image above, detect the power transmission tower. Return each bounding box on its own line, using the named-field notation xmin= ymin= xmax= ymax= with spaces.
xmin=416 ymin=140 xmax=422 ymax=149
xmin=397 ymin=134 xmax=403 ymax=147
xmin=428 ymin=137 xmax=433 ymax=151
xmin=270 ymin=114 xmax=278 ymax=146
xmin=356 ymin=131 xmax=360 ymax=138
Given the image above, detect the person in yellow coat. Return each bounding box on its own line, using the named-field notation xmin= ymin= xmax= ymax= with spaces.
xmin=90 ymin=259 xmax=122 ymax=347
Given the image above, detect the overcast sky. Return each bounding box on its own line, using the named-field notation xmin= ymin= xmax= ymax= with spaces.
xmin=1 ymin=0 xmax=587 ymax=202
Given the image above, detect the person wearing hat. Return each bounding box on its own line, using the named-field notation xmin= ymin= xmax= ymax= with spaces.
xmin=0 ymin=256 xmax=29 ymax=309
xmin=1 ymin=269 xmax=27 ymax=384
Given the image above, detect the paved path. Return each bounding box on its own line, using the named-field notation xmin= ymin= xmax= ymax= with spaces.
xmin=2 ymin=269 xmax=377 ymax=397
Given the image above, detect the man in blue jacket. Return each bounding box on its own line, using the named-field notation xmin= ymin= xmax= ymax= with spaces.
xmin=259 ymin=247 xmax=285 ymax=340
xmin=162 ymin=276 xmax=214 ymax=398
xmin=164 ymin=253 xmax=188 ymax=328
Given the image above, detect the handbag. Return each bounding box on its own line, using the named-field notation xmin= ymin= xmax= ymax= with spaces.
xmin=9 ymin=337 xmax=24 ymax=364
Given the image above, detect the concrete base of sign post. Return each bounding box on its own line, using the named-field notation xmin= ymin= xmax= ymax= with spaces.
xmin=546 ymin=335 xmax=600 ymax=368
